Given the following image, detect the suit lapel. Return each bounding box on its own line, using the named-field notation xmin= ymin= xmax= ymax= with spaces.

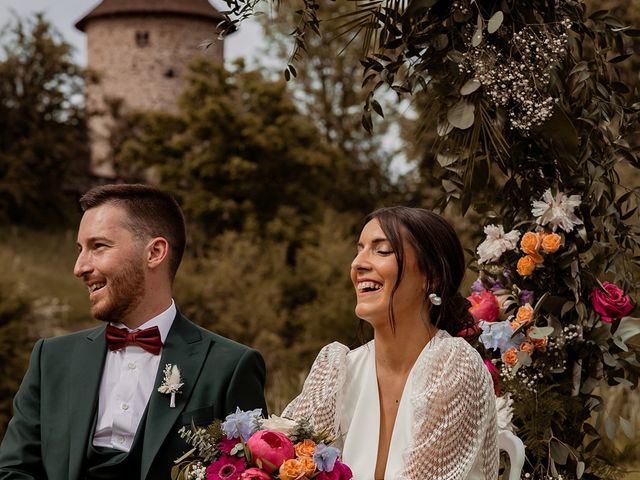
xmin=68 ymin=326 xmax=108 ymax=480
xmin=141 ymin=313 xmax=212 ymax=479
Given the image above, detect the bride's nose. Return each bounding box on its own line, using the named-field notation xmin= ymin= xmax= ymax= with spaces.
xmin=351 ymin=250 xmax=372 ymax=272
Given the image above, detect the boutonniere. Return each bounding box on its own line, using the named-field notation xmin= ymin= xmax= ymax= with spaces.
xmin=157 ymin=363 xmax=183 ymax=408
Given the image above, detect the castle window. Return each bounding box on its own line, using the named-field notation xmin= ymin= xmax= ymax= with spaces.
xmin=135 ymin=31 xmax=149 ymax=47
xmin=164 ymin=68 xmax=176 ymax=78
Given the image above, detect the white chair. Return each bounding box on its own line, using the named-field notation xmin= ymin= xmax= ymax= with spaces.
xmin=498 ymin=430 xmax=526 ymax=480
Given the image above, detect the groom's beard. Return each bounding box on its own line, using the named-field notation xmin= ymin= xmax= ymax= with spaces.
xmin=92 ymin=261 xmax=146 ymax=324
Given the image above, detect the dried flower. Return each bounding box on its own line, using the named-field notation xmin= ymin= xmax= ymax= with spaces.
xmin=157 ymin=364 xmax=184 ymax=408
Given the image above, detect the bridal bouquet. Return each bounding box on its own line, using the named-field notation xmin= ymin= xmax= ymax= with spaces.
xmin=172 ymin=408 xmax=353 ymax=480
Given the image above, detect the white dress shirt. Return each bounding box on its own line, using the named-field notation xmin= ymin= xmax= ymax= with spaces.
xmin=92 ymin=301 xmax=176 ymax=452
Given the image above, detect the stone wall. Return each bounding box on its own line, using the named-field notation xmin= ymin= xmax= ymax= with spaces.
xmin=85 ymin=14 xmax=224 ymax=177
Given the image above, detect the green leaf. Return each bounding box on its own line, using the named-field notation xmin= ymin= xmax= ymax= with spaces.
xmin=620 ymin=417 xmax=634 ymax=438
xmin=580 ymin=377 xmax=600 ymax=395
xmin=613 ymin=317 xmax=640 ymax=344
xmin=447 ymin=101 xmax=475 ymax=129
xmin=371 ymin=100 xmax=384 ymax=118
xmin=529 ymin=326 xmax=554 ymax=339
xmin=605 ymin=416 xmax=616 ymax=440
xmin=613 ymin=377 xmax=634 ymax=387
xmin=460 ymin=79 xmax=481 ymax=95
xmin=550 ymin=440 xmax=569 ymax=465
xmin=608 ymin=54 xmax=632 ymax=63
xmin=437 ymin=153 xmax=458 ymax=167
xmin=472 ymin=16 xmax=483 ymax=47
xmin=487 ymin=11 xmax=504 ymax=34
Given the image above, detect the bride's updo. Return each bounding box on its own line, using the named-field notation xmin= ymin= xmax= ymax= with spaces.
xmin=364 ymin=206 xmax=475 ymax=337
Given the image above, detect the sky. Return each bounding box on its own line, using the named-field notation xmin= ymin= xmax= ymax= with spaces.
xmin=0 ymin=0 xmax=264 ymax=66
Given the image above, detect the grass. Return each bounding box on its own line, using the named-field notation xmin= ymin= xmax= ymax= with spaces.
xmin=0 ymin=227 xmax=91 ymax=329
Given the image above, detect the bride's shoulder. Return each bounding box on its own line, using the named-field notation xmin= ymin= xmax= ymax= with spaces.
xmin=428 ymin=331 xmax=486 ymax=371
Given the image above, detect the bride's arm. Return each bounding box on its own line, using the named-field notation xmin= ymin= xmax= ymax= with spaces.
xmin=282 ymin=342 xmax=350 ymax=434
xmin=402 ymin=339 xmax=499 ymax=480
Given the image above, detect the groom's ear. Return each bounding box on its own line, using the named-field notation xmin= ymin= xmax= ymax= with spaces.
xmin=146 ymin=237 xmax=169 ymax=271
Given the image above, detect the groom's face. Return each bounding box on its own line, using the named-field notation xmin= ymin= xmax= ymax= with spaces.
xmin=74 ymin=203 xmax=146 ymax=324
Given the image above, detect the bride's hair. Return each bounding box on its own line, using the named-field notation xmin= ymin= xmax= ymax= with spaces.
xmin=363 ymin=206 xmax=475 ymax=337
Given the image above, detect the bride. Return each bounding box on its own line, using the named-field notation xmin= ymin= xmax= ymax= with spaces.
xmin=283 ymin=207 xmax=498 ymax=479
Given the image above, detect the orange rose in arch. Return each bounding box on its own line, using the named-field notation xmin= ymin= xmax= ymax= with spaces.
xmin=511 ymin=304 xmax=534 ymax=330
xmin=541 ymin=232 xmax=562 ymax=253
xmin=521 ymin=231 xmax=541 ymax=255
xmin=517 ymin=255 xmax=537 ymax=276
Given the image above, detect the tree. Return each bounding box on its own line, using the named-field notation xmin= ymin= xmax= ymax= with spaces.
xmin=115 ymin=59 xmax=377 ymax=245
xmin=0 ymin=14 xmax=89 ymax=226
xmin=257 ymin=2 xmax=400 ymax=213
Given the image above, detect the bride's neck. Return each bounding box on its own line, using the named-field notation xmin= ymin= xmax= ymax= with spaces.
xmin=374 ymin=321 xmax=436 ymax=374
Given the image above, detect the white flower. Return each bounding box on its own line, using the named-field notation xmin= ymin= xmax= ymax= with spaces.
xmin=477 ymin=225 xmax=521 ymax=264
xmin=496 ymin=393 xmax=516 ymax=432
xmin=531 ymin=189 xmax=583 ymax=232
xmin=158 ymin=364 xmax=184 ymax=407
xmin=259 ymin=415 xmax=298 ymax=435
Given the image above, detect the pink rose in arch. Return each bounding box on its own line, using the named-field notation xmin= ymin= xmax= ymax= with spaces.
xmin=467 ymin=289 xmax=500 ymax=323
xmin=590 ymin=282 xmax=634 ymax=324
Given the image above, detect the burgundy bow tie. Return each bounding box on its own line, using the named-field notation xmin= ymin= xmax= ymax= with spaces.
xmin=105 ymin=324 xmax=163 ymax=355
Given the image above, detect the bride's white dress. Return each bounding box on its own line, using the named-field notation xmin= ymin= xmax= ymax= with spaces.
xmin=283 ymin=330 xmax=498 ymax=479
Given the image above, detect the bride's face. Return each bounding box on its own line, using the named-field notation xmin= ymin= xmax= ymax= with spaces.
xmin=350 ymin=218 xmax=427 ymax=329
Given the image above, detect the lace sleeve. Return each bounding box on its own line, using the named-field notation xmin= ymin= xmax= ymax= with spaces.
xmin=282 ymin=342 xmax=350 ymax=434
xmin=401 ymin=337 xmax=499 ymax=480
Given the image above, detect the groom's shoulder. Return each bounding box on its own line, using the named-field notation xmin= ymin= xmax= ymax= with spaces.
xmin=180 ymin=315 xmax=257 ymax=355
xmin=28 ymin=325 xmax=104 ymax=358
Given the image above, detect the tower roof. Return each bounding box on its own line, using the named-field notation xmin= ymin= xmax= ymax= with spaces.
xmin=75 ymin=0 xmax=224 ymax=32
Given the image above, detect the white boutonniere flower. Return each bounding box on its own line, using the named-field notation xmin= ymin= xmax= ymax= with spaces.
xmin=157 ymin=363 xmax=183 ymax=408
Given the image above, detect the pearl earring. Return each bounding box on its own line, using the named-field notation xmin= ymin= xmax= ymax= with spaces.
xmin=428 ymin=293 xmax=442 ymax=306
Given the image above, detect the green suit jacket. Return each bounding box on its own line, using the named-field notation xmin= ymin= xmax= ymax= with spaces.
xmin=0 ymin=312 xmax=268 ymax=479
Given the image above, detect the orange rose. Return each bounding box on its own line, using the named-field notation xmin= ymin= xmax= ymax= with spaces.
xmin=541 ymin=232 xmax=562 ymax=253
xmin=517 ymin=255 xmax=537 ymax=276
xmin=520 ymin=231 xmax=542 ymax=255
xmin=530 ymin=335 xmax=549 ymax=351
xmin=294 ymin=439 xmax=316 ymax=459
xmin=299 ymin=456 xmax=316 ymax=476
xmin=519 ymin=341 xmax=535 ymax=355
xmin=511 ymin=304 xmax=534 ymax=330
xmin=502 ymin=347 xmax=519 ymax=367
xmin=279 ymin=459 xmax=307 ymax=480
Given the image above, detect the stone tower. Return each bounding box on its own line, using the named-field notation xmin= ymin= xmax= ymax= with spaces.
xmin=75 ymin=0 xmax=225 ymax=178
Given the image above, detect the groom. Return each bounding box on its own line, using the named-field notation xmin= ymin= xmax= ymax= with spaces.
xmin=0 ymin=184 xmax=268 ymax=479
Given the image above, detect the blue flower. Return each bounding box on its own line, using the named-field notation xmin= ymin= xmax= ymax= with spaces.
xmin=471 ymin=279 xmax=484 ymax=293
xmin=479 ymin=320 xmax=524 ymax=354
xmin=313 ymin=443 xmax=340 ymax=472
xmin=520 ymin=289 xmax=535 ymax=305
xmin=221 ymin=407 xmax=262 ymax=441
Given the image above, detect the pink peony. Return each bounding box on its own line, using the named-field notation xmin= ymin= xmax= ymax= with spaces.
xmin=218 ymin=437 xmax=240 ymax=455
xmin=483 ymin=359 xmax=501 ymax=395
xmin=239 ymin=468 xmax=271 ymax=480
xmin=246 ymin=430 xmax=295 ymax=474
xmin=590 ymin=282 xmax=634 ymax=324
xmin=316 ymin=460 xmax=353 ymax=480
xmin=467 ymin=289 xmax=500 ymax=323
xmin=206 ymin=455 xmax=246 ymax=480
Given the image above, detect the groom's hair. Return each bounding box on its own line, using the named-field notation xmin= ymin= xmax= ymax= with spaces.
xmin=79 ymin=184 xmax=186 ymax=281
